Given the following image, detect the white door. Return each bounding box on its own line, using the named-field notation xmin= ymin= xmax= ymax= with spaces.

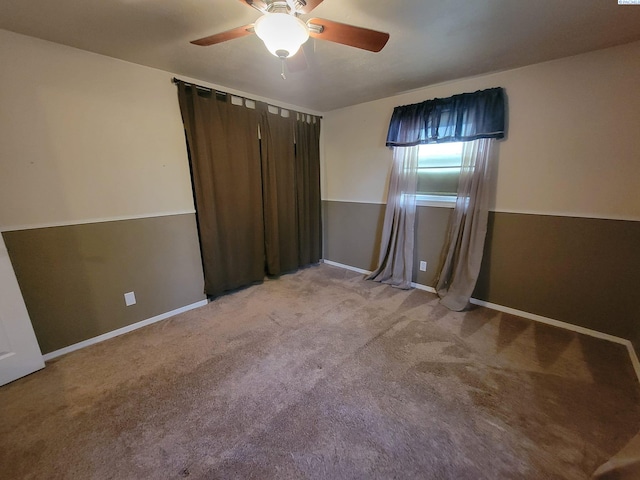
xmin=0 ymin=235 xmax=44 ymax=386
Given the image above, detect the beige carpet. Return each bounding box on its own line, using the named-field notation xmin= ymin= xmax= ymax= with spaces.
xmin=1 ymin=264 xmax=639 ymax=479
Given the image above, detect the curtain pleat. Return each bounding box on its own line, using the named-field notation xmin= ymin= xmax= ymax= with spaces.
xmin=367 ymin=146 xmax=419 ymax=289
xmin=436 ymin=138 xmax=495 ymax=310
xmin=260 ymin=109 xmax=299 ymax=276
xmin=295 ymin=117 xmax=322 ymax=265
xmin=177 ymin=84 xmax=265 ymax=297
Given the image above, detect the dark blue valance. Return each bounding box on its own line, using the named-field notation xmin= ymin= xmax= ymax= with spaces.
xmin=386 ymin=87 xmax=506 ymax=147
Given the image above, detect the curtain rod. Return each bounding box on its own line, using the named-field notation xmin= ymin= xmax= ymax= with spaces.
xmin=171 ymin=77 xmax=322 ymax=119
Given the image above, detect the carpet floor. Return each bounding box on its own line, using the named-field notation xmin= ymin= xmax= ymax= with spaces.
xmin=1 ymin=264 xmax=639 ymax=479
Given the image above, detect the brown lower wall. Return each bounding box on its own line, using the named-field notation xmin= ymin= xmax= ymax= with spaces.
xmin=3 ymin=213 xmax=206 ymax=354
xmin=322 ymin=201 xmax=386 ymax=271
xmin=323 ymin=200 xmax=640 ymax=356
xmin=7 ymin=204 xmax=638 ymax=358
xmin=474 ymin=212 xmax=640 ymax=342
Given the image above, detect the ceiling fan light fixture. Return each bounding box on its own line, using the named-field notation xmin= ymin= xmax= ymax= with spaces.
xmin=254 ymin=13 xmax=309 ymax=59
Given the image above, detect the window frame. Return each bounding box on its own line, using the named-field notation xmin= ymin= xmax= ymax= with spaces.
xmin=416 ymin=193 xmax=457 ymax=208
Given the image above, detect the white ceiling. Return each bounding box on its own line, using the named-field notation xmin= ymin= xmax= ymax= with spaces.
xmin=1 ymin=0 xmax=640 ymax=112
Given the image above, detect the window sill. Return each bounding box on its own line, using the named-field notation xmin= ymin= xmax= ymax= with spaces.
xmin=416 ymin=194 xmax=456 ymax=208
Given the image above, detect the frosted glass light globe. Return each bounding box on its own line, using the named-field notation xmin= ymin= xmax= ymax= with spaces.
xmin=254 ymin=13 xmax=309 ymax=59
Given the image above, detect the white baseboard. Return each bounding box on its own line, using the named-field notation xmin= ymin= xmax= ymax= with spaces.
xmin=468 ymin=298 xmax=628 ymax=345
xmin=322 ymin=259 xmax=372 ymax=276
xmin=322 ymin=259 xmax=640 ymax=383
xmin=42 ymin=299 xmax=208 ymax=361
xmin=470 ymin=298 xmax=640 ymax=383
xmin=411 ymin=282 xmax=437 ymax=294
xmin=627 ymin=346 xmax=640 ymax=384
xmin=321 ymin=260 xmax=439 ymax=295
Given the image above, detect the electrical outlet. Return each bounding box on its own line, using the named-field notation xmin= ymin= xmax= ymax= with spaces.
xmin=419 ymin=261 xmax=427 ymax=272
xmin=124 ymin=291 xmax=136 ymax=306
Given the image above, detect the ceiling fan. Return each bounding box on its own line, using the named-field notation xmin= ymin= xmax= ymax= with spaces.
xmin=191 ymin=0 xmax=390 ymax=72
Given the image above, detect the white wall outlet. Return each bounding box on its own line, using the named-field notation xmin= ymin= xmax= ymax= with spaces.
xmin=124 ymin=291 xmax=136 ymax=306
xmin=419 ymin=261 xmax=427 ymax=272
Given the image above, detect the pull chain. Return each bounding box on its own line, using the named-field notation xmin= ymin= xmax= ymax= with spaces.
xmin=281 ymin=59 xmax=287 ymax=80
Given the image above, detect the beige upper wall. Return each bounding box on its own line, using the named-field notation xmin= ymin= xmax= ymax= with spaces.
xmin=0 ymin=29 xmax=321 ymax=231
xmin=3 ymin=28 xmax=638 ymax=225
xmin=322 ymin=41 xmax=640 ymax=221
xmin=0 ymin=30 xmax=194 ymax=230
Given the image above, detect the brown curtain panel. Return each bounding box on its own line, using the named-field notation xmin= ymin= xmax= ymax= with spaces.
xmin=295 ymin=116 xmax=322 ymax=265
xmin=259 ymin=108 xmax=299 ymax=275
xmin=177 ymin=83 xmax=265 ymax=297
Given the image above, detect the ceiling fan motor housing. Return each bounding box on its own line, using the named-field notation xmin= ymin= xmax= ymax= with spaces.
xmin=266 ymin=1 xmax=294 ymax=14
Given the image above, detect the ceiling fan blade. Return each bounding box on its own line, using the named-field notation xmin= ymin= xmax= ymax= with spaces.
xmin=190 ymin=24 xmax=254 ymax=47
xmin=236 ymin=0 xmax=269 ymax=13
xmin=307 ymin=18 xmax=389 ymax=52
xmin=295 ymin=0 xmax=324 ymax=14
xmin=286 ymin=46 xmax=308 ymax=72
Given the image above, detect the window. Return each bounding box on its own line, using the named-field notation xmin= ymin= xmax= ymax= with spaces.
xmin=416 ymin=142 xmax=463 ymax=207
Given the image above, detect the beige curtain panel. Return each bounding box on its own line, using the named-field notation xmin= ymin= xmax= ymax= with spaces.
xmin=436 ymin=138 xmax=496 ymax=311
xmin=367 ymin=146 xmax=419 ymax=289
